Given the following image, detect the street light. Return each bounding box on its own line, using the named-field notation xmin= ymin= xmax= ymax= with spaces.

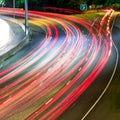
xmin=13 ymin=0 xmax=28 ymax=34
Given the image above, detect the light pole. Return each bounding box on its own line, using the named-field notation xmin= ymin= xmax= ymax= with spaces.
xmin=13 ymin=0 xmax=15 ymax=8
xmin=13 ymin=0 xmax=15 ymax=18
xmin=24 ymin=0 xmax=28 ymax=35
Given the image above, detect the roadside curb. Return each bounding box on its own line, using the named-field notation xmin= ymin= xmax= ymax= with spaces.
xmin=0 ymin=16 xmax=30 ymax=66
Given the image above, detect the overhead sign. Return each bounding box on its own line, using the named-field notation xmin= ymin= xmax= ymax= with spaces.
xmin=80 ymin=4 xmax=87 ymax=11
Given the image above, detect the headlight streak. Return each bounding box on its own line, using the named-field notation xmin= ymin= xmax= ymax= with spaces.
xmin=0 ymin=8 xmax=114 ymax=119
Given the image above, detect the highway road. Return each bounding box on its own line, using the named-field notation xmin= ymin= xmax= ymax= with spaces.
xmin=0 ymin=8 xmax=115 ymax=120
xmin=79 ymin=13 xmax=120 ymax=120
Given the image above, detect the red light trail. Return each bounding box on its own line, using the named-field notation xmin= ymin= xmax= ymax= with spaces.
xmin=0 ymin=8 xmax=114 ymax=119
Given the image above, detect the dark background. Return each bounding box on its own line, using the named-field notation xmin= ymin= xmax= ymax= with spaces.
xmin=1 ymin=0 xmax=120 ymax=10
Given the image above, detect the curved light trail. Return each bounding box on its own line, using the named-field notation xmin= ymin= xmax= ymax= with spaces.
xmin=0 ymin=8 xmax=114 ymax=119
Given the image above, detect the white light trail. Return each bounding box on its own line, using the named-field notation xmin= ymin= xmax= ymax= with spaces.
xmin=0 ymin=19 xmax=10 ymax=48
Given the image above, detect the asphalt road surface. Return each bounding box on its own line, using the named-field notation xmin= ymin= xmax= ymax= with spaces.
xmin=0 ymin=8 xmax=117 ymax=120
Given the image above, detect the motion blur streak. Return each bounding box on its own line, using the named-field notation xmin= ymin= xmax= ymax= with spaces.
xmin=0 ymin=8 xmax=114 ymax=119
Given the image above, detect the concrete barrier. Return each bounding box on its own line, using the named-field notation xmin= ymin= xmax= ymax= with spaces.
xmin=0 ymin=16 xmax=30 ymax=66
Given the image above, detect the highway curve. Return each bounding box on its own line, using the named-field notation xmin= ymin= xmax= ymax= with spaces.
xmin=0 ymin=8 xmax=114 ymax=120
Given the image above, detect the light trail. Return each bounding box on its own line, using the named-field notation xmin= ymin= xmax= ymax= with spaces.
xmin=0 ymin=8 xmax=114 ymax=119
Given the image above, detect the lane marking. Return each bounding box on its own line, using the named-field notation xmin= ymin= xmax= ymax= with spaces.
xmin=45 ymin=98 xmax=53 ymax=105
xmin=81 ymin=12 xmax=119 ymax=120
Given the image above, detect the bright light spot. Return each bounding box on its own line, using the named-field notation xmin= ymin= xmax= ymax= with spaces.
xmin=0 ymin=19 xmax=10 ymax=48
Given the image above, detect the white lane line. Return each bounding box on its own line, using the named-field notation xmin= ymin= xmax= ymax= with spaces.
xmin=66 ymin=80 xmax=71 ymax=86
xmin=45 ymin=98 xmax=53 ymax=105
xmin=81 ymin=12 xmax=119 ymax=120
